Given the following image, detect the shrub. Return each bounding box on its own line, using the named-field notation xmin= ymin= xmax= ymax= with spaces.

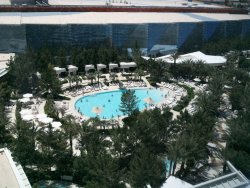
xmin=173 ymin=84 xmax=194 ymax=111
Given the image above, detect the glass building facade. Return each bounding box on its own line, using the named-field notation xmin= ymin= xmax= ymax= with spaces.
xmin=0 ymin=19 xmax=249 ymax=53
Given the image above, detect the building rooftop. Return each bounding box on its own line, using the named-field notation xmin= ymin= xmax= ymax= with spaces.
xmin=161 ymin=161 xmax=249 ymax=188
xmin=0 ymin=12 xmax=249 ymax=25
xmin=0 ymin=53 xmax=14 ymax=77
xmin=48 ymin=0 xmax=225 ymax=8
xmin=0 ymin=148 xmax=32 ymax=188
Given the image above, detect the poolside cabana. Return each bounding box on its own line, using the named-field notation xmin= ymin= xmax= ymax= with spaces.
xmin=97 ymin=64 xmax=106 ymax=72
xmin=23 ymin=93 xmax=33 ymax=98
xmin=108 ymin=63 xmax=118 ymax=72
xmin=85 ymin=64 xmax=95 ymax=73
xmin=67 ymin=65 xmax=78 ymax=75
xmin=120 ymin=62 xmax=137 ymax=72
xmin=51 ymin=121 xmax=62 ymax=130
xmin=54 ymin=67 xmax=66 ymax=76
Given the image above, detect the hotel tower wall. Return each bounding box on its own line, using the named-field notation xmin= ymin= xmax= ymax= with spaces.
xmin=0 ymin=20 xmax=249 ymax=53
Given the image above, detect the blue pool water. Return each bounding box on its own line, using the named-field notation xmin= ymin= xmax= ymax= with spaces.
xmin=75 ymin=88 xmax=167 ymax=119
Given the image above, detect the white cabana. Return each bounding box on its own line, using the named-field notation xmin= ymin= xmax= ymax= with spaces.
xmin=67 ymin=65 xmax=78 ymax=74
xmin=85 ymin=64 xmax=95 ymax=72
xmin=120 ymin=62 xmax=137 ymax=72
xmin=108 ymin=63 xmax=118 ymax=72
xmin=22 ymin=114 xmax=35 ymax=121
xmin=193 ymin=78 xmax=201 ymax=82
xmin=35 ymin=113 xmax=47 ymax=119
xmin=19 ymin=98 xmax=30 ymax=103
xmin=97 ymin=64 xmax=106 ymax=71
xmin=20 ymin=109 xmax=32 ymax=116
xmin=51 ymin=121 xmax=62 ymax=130
xmin=54 ymin=67 xmax=66 ymax=76
xmin=23 ymin=93 xmax=33 ymax=98
xmin=156 ymin=51 xmax=226 ymax=66
xmin=38 ymin=117 xmax=53 ymax=124
xmin=36 ymin=72 xmax=41 ymax=79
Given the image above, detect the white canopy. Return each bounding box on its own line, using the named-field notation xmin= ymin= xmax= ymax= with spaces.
xmin=22 ymin=114 xmax=35 ymax=121
xmin=38 ymin=117 xmax=53 ymax=124
xmin=108 ymin=63 xmax=118 ymax=70
xmin=67 ymin=65 xmax=78 ymax=73
xmin=54 ymin=67 xmax=66 ymax=75
xmin=23 ymin=93 xmax=33 ymax=98
xmin=97 ymin=64 xmax=106 ymax=71
xmin=36 ymin=72 xmax=41 ymax=79
xmin=85 ymin=64 xmax=95 ymax=72
xmin=19 ymin=98 xmax=30 ymax=103
xmin=120 ymin=62 xmax=137 ymax=69
xmin=20 ymin=109 xmax=32 ymax=115
xmin=35 ymin=113 xmax=47 ymax=119
xmin=193 ymin=78 xmax=201 ymax=82
xmin=156 ymin=51 xmax=226 ymax=66
xmin=51 ymin=121 xmax=62 ymax=130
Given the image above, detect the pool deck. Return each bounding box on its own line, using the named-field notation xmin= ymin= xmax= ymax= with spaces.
xmin=62 ymin=83 xmax=182 ymax=123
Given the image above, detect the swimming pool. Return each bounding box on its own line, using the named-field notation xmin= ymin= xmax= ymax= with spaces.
xmin=75 ymin=88 xmax=167 ymax=119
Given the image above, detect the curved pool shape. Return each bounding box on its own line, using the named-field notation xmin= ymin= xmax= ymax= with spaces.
xmin=75 ymin=88 xmax=167 ymax=119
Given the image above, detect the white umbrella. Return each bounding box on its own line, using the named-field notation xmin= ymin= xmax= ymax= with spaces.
xmin=144 ymin=97 xmax=154 ymax=105
xmin=23 ymin=93 xmax=33 ymax=98
xmin=51 ymin=121 xmax=62 ymax=130
xmin=20 ymin=109 xmax=32 ymax=115
xmin=193 ymin=78 xmax=201 ymax=82
xmin=35 ymin=113 xmax=47 ymax=119
xmin=38 ymin=117 xmax=53 ymax=124
xmin=92 ymin=106 xmax=103 ymax=115
xmin=22 ymin=114 xmax=35 ymax=121
xmin=19 ymin=98 xmax=30 ymax=103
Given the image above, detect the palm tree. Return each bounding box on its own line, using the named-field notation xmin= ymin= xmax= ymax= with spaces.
xmin=87 ymin=72 xmax=96 ymax=85
xmin=170 ymin=52 xmax=180 ymax=78
xmin=62 ymin=115 xmax=79 ymax=157
xmin=110 ymin=73 xmax=116 ymax=82
xmin=135 ymin=68 xmax=144 ymax=81
xmin=73 ymin=75 xmax=82 ymax=90
xmin=96 ymin=71 xmax=101 ymax=87
xmin=68 ymin=75 xmax=73 ymax=89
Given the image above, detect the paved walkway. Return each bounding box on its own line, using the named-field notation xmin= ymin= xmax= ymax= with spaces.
xmin=141 ymin=76 xmax=151 ymax=88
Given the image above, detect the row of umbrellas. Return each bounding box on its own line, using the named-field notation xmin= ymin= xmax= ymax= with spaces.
xmin=20 ymin=110 xmax=62 ymax=129
xmin=19 ymin=93 xmax=61 ymax=130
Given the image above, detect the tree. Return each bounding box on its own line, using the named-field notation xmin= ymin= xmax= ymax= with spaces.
xmin=134 ymin=68 xmax=144 ymax=81
xmin=170 ymin=52 xmax=180 ymax=78
xmin=119 ymin=90 xmax=138 ymax=116
xmin=127 ymin=146 xmax=166 ymax=188
xmin=0 ymin=101 xmax=13 ymax=147
xmin=12 ymin=103 xmax=37 ymax=170
xmin=84 ymin=152 xmax=125 ymax=188
xmin=6 ymin=53 xmax=34 ymax=93
xmin=148 ymin=59 xmax=171 ymax=83
xmin=0 ymin=82 xmax=11 ymax=104
xmin=40 ymin=64 xmax=62 ymax=98
xmin=96 ymin=71 xmax=101 ymax=87
xmin=225 ymin=115 xmax=250 ymax=177
xmin=37 ymin=123 xmax=68 ymax=173
xmin=87 ymin=72 xmax=96 ymax=85
xmin=44 ymin=95 xmax=58 ymax=120
xmin=61 ymin=115 xmax=79 ymax=157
